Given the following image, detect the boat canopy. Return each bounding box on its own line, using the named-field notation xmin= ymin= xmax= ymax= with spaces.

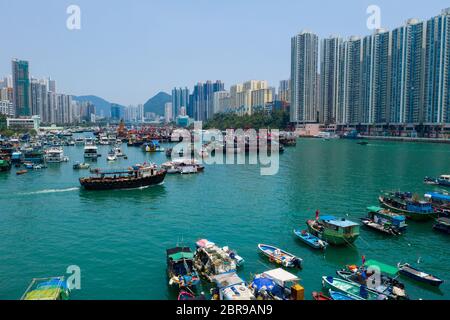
xmin=425 ymin=192 xmax=450 ymax=202
xmin=364 ymin=260 xmax=398 ymax=277
xmin=212 ymin=272 xmax=244 ymax=289
xmin=169 ymin=252 xmax=194 ymax=261
xmin=324 ymin=218 xmax=359 ymax=228
xmin=263 ymin=268 xmax=299 ymax=287
xmin=367 ymin=206 xmax=383 ymax=213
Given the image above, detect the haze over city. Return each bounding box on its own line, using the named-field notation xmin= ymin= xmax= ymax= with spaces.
xmin=0 ymin=0 xmax=449 ymax=105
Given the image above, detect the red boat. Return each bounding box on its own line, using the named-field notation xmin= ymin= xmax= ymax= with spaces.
xmin=312 ymin=291 xmax=331 ymax=301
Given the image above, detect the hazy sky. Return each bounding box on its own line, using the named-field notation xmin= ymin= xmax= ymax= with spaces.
xmin=0 ymin=0 xmax=448 ymax=105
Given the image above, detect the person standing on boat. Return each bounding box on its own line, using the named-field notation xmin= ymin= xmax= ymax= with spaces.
xmin=315 ymin=209 xmax=320 ymax=220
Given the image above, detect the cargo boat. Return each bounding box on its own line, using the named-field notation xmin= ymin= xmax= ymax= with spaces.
xmin=79 ymin=164 xmax=166 ymax=190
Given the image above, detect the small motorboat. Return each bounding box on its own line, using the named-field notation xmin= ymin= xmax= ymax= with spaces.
xmin=433 ymin=217 xmax=450 ymax=234
xmin=257 ymin=244 xmax=302 ymax=269
xmin=357 ymin=141 xmax=369 ymax=146
xmin=294 ymin=229 xmax=328 ymax=250
xmin=322 ymin=276 xmax=384 ymax=300
xmin=328 ymin=289 xmax=356 ymax=300
xmin=73 ymin=162 xmax=90 ymax=170
xmin=107 ymin=151 xmax=117 ymax=162
xmin=312 ymin=291 xmax=331 ymax=301
xmin=16 ymin=170 xmax=28 ymax=175
xmin=397 ymin=263 xmax=443 ymax=287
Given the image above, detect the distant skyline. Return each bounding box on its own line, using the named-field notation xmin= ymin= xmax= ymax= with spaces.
xmin=0 ymin=0 xmax=448 ymax=106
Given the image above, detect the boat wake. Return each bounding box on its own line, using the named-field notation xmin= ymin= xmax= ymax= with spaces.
xmin=20 ymin=187 xmax=80 ymax=195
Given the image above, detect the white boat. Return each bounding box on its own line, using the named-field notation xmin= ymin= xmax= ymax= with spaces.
xmin=107 ymin=151 xmax=117 ymax=162
xmin=211 ymin=273 xmax=255 ymax=300
xmin=161 ymin=158 xmax=204 ymax=175
xmin=84 ymin=145 xmax=99 ymax=160
xmin=45 ymin=148 xmax=67 ymax=163
xmin=98 ymin=135 xmax=109 ymax=145
xmin=114 ymin=147 xmax=125 ymax=157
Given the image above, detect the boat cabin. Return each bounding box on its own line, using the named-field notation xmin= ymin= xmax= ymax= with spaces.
xmin=367 ymin=206 xmax=407 ymax=230
xmin=252 ymin=268 xmax=303 ymax=300
xmin=211 ymin=272 xmax=255 ymax=300
xmin=320 ymin=215 xmax=360 ymax=236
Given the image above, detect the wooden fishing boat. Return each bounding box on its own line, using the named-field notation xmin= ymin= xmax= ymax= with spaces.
xmin=0 ymin=159 xmax=12 ymax=172
xmin=321 ymin=276 xmax=385 ymax=300
xmin=307 ymin=215 xmax=359 ymax=246
xmin=196 ymin=239 xmax=244 ymax=267
xmin=16 ymin=169 xmax=28 ymax=175
xmin=312 ymin=291 xmax=331 ymax=301
xmin=257 ymin=244 xmax=302 ymax=268
xmin=423 ymin=175 xmax=450 ymax=187
xmin=379 ymin=192 xmax=436 ymax=221
xmin=79 ymin=164 xmax=166 ymax=190
xmin=166 ymin=247 xmax=200 ymax=289
xmin=328 ymin=289 xmax=356 ymax=300
xmin=194 ymin=241 xmax=238 ymax=281
xmin=293 ymin=229 xmax=328 ymax=250
xmin=360 ymin=206 xmax=407 ymax=235
xmin=397 ymin=263 xmax=443 ymax=287
xmin=433 ymin=217 xmax=450 ymax=234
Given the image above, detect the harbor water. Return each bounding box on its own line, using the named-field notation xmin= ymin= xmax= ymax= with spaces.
xmin=0 ymin=138 xmax=449 ymax=300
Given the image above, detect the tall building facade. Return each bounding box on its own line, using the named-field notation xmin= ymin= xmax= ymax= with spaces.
xmin=278 ymin=80 xmax=290 ymax=103
xmin=191 ymin=81 xmax=224 ymax=121
xmin=424 ymin=8 xmax=450 ymax=124
xmin=171 ymin=87 xmax=190 ymax=118
xmin=290 ymin=31 xmax=319 ymax=123
xmin=12 ymin=59 xmax=31 ymax=116
xmin=320 ymin=37 xmax=342 ymax=124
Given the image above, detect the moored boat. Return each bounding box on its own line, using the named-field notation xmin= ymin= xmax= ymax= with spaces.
xmin=424 ymin=175 xmax=450 ymax=187
xmin=250 ymin=268 xmax=304 ymax=300
xmin=21 ymin=276 xmax=70 ymax=300
xmin=322 ymin=276 xmax=385 ymax=300
xmin=379 ymin=192 xmax=436 ymax=221
xmin=433 ymin=217 xmax=450 ymax=234
xmin=166 ymin=247 xmax=200 ymax=289
xmin=307 ymin=215 xmax=360 ymax=246
xmin=257 ymin=244 xmax=302 ymax=268
xmin=194 ymin=241 xmax=237 ymax=281
xmin=328 ymin=289 xmax=356 ymax=300
xmin=293 ymin=229 xmax=328 ymax=250
xmin=196 ymin=239 xmax=244 ymax=267
xmin=16 ymin=169 xmax=28 ymax=175
xmin=79 ymin=164 xmax=166 ymax=190
xmin=73 ymin=162 xmax=90 ymax=170
xmin=361 ymin=206 xmax=407 ymax=235
xmin=312 ymin=291 xmax=331 ymax=300
xmin=397 ymin=263 xmax=444 ymax=287
xmin=424 ymin=192 xmax=450 ymax=216
xmin=337 ymin=261 xmax=408 ymax=300
xmin=211 ymin=272 xmax=255 ymax=300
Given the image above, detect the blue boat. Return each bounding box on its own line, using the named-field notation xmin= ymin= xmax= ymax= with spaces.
xmin=293 ymin=229 xmax=328 ymax=250
xmin=328 ymin=289 xmax=356 ymax=300
xmin=397 ymin=263 xmax=443 ymax=287
xmin=257 ymin=244 xmax=303 ymax=268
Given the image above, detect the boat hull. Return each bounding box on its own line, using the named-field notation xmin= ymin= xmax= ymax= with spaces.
xmin=398 ymin=264 xmax=443 ymax=287
xmin=378 ymin=197 xmax=435 ymax=221
xmin=80 ymin=171 xmax=166 ymax=190
xmin=307 ymin=222 xmax=358 ymax=246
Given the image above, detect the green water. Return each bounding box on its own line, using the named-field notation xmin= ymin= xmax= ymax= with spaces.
xmin=0 ymin=138 xmax=449 ymax=300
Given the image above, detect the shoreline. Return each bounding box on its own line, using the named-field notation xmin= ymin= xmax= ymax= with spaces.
xmin=298 ymin=135 xmax=450 ymax=144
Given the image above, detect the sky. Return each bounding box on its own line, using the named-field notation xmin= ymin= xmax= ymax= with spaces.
xmin=0 ymin=0 xmax=448 ymax=106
